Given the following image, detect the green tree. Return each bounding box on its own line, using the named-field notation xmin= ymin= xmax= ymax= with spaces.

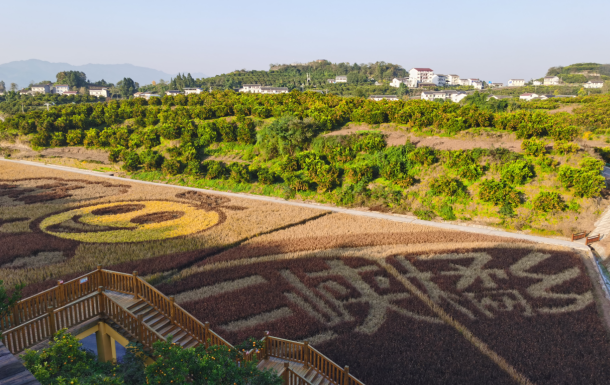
xmin=1 ymin=280 xmax=24 ymax=331
xmin=256 ymin=115 xmax=323 ymax=158
xmin=118 ymin=78 xmax=138 ymax=98
xmin=56 ymin=71 xmax=87 ymax=88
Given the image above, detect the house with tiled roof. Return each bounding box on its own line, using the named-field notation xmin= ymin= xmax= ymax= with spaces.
xmin=584 ymin=79 xmax=604 ymax=89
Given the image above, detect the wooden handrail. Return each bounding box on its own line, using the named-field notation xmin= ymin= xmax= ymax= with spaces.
xmin=283 ymin=362 xmax=314 ymax=385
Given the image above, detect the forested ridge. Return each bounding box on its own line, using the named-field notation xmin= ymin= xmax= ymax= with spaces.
xmin=1 ymin=90 xmax=609 ymax=236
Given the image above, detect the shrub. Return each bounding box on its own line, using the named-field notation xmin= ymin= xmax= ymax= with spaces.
xmin=345 ymin=163 xmax=374 ymax=183
xmin=580 ymin=157 xmax=604 ymax=172
xmin=83 ymin=129 xmax=99 ymax=148
xmin=559 ymin=162 xmax=606 ymax=197
xmin=184 ymin=160 xmax=202 ymax=175
xmin=414 ymin=209 xmax=435 ymax=220
xmin=429 ymin=176 xmax=464 ymax=196
xmin=550 ymin=125 xmax=579 ymax=141
xmin=122 ymin=151 xmax=141 ymax=172
xmin=521 ymin=138 xmax=545 ymax=157
xmin=438 ymin=203 xmax=457 ymax=221
xmin=204 ymin=160 xmax=226 ymax=179
xmin=142 ymin=128 xmax=161 ymax=149
xmin=282 ymin=172 xmax=310 ymax=191
xmin=554 ymin=141 xmax=579 ymax=155
xmin=257 ymin=115 xmax=322 ymax=158
xmin=408 ymin=147 xmax=436 ymax=166
xmin=501 ymin=160 xmax=533 ymax=185
xmin=352 ymin=132 xmax=386 ymax=153
xmin=66 ymin=129 xmax=84 ymax=146
xmin=228 ymin=162 xmax=250 ymax=183
xmin=141 ymin=150 xmax=165 ymax=171
xmin=162 ymin=158 xmax=182 ymax=176
xmin=458 ymin=164 xmax=484 ymax=181
xmin=478 ymin=179 xmax=520 ymax=206
xmin=594 ymin=147 xmax=610 ymax=163
xmin=237 ymin=118 xmax=257 ymax=145
xmin=536 ymin=156 xmax=559 ymax=173
xmin=217 ymin=120 xmax=237 ymax=142
xmin=197 ymin=121 xmax=219 ymax=147
xmin=50 ymin=132 xmax=66 ymax=147
xmin=159 ymin=123 xmax=182 ymax=140
xmin=257 ymin=168 xmax=276 ymax=184
xmin=499 ymin=202 xmax=516 ymax=218
xmin=533 ymin=192 xmax=565 ymax=212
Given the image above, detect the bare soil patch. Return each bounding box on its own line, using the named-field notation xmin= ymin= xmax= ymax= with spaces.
xmin=547 ymin=104 xmax=579 ymax=115
xmin=1 ymin=143 xmax=110 ymax=163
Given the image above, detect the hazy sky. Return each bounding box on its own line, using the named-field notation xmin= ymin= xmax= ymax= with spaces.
xmin=2 ymin=0 xmax=609 ymax=83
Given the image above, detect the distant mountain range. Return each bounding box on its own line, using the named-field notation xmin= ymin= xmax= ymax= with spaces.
xmin=0 ymin=59 xmax=207 ymax=88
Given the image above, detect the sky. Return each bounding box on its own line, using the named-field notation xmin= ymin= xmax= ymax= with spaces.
xmin=2 ymin=0 xmax=610 ymax=83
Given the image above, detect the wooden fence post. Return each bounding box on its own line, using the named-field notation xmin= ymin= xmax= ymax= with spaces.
xmin=133 ymin=271 xmax=139 ymax=299
xmin=303 ymin=341 xmax=309 ymax=369
xmin=48 ymin=306 xmax=56 ymax=339
xmin=98 ymin=286 xmax=105 ymax=317
xmin=204 ymin=322 xmax=210 ymax=348
xmin=56 ymin=280 xmax=64 ymax=307
xmin=97 ymin=265 xmax=103 ymax=287
xmin=282 ymin=362 xmax=289 ymax=385
xmin=264 ymin=336 xmax=270 ymax=359
xmin=343 ymin=366 xmax=349 ymax=385
xmin=169 ymin=296 xmax=175 ymax=324
xmin=138 ymin=314 xmax=144 ymax=342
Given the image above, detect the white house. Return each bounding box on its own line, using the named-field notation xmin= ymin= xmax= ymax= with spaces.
xmin=459 ymin=79 xmax=471 ymax=86
xmin=421 ymin=90 xmax=466 ymax=103
xmin=62 ymin=91 xmax=78 ymax=96
xmin=19 ymin=89 xmax=31 ymax=95
xmin=89 ymin=87 xmax=109 ymax=98
xmin=584 ymin=79 xmax=604 ymax=89
xmin=335 ymin=75 xmax=348 ymax=83
xmin=543 ymin=76 xmax=560 ymax=85
xmin=490 ymin=83 xmax=504 ymax=88
xmin=259 ymin=87 xmax=289 ymax=94
xmin=54 ymin=85 xmax=70 ymax=95
xmin=446 ymin=74 xmax=460 ymax=86
xmin=390 ymin=77 xmax=409 ymax=88
xmin=165 ymin=90 xmax=182 ymax=96
xmin=431 ymin=74 xmax=447 ymax=86
xmin=487 ymin=94 xmax=512 ymax=100
xmin=508 ymin=79 xmax=525 ymax=87
xmin=472 ymin=81 xmax=484 ymax=90
xmin=532 ymin=80 xmax=542 ymax=86
xmin=327 ymin=79 xmax=336 ymax=84
xmin=408 ymin=68 xmax=434 ymax=87
xmin=31 ymin=84 xmax=51 ymax=94
xmin=519 ymin=93 xmax=539 ymax=101
xmin=239 ymin=84 xmax=262 ymax=93
xmin=184 ymin=87 xmax=203 ymax=95
xmin=368 ymin=95 xmax=399 ymax=101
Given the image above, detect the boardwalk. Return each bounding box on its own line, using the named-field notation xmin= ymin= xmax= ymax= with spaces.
xmin=0 ymin=342 xmax=40 ymax=385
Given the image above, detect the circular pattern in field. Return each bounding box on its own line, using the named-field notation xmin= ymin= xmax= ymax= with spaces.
xmin=39 ymin=201 xmax=220 ymax=243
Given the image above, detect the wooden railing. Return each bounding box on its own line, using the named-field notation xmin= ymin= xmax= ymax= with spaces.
xmin=264 ymin=336 xmax=364 ymax=385
xmin=1 ymin=268 xmax=364 ymax=385
xmin=587 ymin=234 xmax=601 ymax=245
xmin=281 ymin=362 xmax=313 ymax=385
xmin=572 ymin=232 xmax=587 ymax=241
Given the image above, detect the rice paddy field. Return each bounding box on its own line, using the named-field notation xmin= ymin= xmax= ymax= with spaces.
xmin=2 ymin=161 xmax=610 ymax=384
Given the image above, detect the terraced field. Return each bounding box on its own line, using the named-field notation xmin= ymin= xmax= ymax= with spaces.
xmin=2 ymin=161 xmax=610 ymax=385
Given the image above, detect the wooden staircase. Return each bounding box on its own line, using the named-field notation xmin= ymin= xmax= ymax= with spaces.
xmin=1 ymin=267 xmax=364 ymax=385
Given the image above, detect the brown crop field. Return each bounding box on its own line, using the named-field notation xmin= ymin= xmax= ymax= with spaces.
xmin=2 ymin=161 xmax=610 ymax=385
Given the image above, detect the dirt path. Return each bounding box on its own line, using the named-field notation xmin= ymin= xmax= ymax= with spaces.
xmin=0 ymin=142 xmax=110 ymax=163
xmin=547 ymin=104 xmax=579 ymax=114
xmin=325 ymin=125 xmax=523 ymax=151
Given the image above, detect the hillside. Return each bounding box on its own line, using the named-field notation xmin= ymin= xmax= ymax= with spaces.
xmin=546 ymin=63 xmax=610 ymax=83
xmin=0 ymin=59 xmax=178 ymax=89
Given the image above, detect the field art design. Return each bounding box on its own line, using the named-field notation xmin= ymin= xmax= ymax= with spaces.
xmin=2 ymin=161 xmax=610 ymax=385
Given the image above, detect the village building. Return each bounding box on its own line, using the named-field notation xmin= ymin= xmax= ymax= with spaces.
xmin=62 ymin=91 xmax=78 ymax=96
xmin=89 ymin=87 xmax=109 ymax=98
xmin=472 ymin=81 xmax=484 ymax=90
xmin=543 ymin=76 xmax=560 ymax=85
xmin=259 ymin=86 xmax=289 ymax=94
xmin=31 ymin=84 xmax=51 ymax=94
xmin=508 ymin=79 xmax=525 ymax=87
xmin=584 ymin=79 xmax=604 ymax=89
xmin=165 ymin=90 xmax=182 ymax=96
xmin=421 ymin=90 xmax=467 ymax=103
xmin=519 ymin=93 xmax=539 ymax=101
xmin=327 ymin=78 xmax=336 ymax=84
xmin=431 ymin=74 xmax=447 ymax=86
xmin=487 ymin=94 xmax=512 ymax=100
xmin=533 ymin=80 xmax=542 ymax=86
xmin=390 ymin=77 xmax=409 ymax=88
xmin=490 ymin=83 xmax=504 ymax=88
xmin=368 ymin=95 xmax=400 ymax=101
xmin=335 ymin=75 xmax=348 ymax=83
xmin=54 ymin=84 xmax=70 ymax=94
xmin=408 ymin=68 xmax=434 ymax=87
xmin=446 ymin=74 xmax=460 ymax=86
xmin=239 ymin=84 xmax=263 ymax=93
xmin=183 ymin=87 xmax=203 ymax=95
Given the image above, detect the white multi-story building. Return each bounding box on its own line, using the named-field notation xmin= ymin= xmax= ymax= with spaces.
xmin=54 ymin=85 xmax=70 ymax=94
xmin=421 ymin=90 xmax=467 ymax=103
xmin=259 ymin=87 xmax=289 ymax=94
xmin=368 ymin=95 xmax=400 ymax=101
xmin=408 ymin=68 xmax=434 ymax=87
xmin=31 ymin=84 xmax=51 ymax=94
xmin=89 ymin=87 xmax=109 ymax=98
xmin=335 ymin=75 xmax=348 ymax=83
xmin=584 ymin=80 xmax=604 ymax=89
xmin=543 ymin=76 xmax=560 ymax=85
xmin=390 ymin=77 xmax=409 ymax=88
xmin=165 ymin=90 xmax=181 ymax=96
xmin=239 ymin=84 xmax=262 ymax=93
xmin=431 ymin=74 xmax=447 ymax=86
xmin=184 ymin=87 xmax=203 ymax=95
xmin=62 ymin=91 xmax=78 ymax=96
xmin=508 ymin=79 xmax=525 ymax=87
xmin=472 ymin=81 xmax=484 ymax=90
xmin=446 ymin=74 xmax=460 ymax=86
xmin=533 ymin=80 xmax=542 ymax=86
xmin=490 ymin=83 xmax=504 ymax=88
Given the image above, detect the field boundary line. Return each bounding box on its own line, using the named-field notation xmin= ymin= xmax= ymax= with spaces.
xmin=0 ymin=158 xmax=589 ymax=251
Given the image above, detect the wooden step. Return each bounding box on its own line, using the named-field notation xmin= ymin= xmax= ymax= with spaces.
xmin=148 ymin=315 xmax=166 ymax=328
xmin=141 ymin=310 xmax=161 ymax=323
xmin=158 ymin=324 xmax=179 ymax=337
xmin=132 ymin=305 xmax=153 ymax=315
xmin=183 ymin=339 xmax=199 ymax=349
xmin=127 ymin=300 xmax=147 ymax=312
